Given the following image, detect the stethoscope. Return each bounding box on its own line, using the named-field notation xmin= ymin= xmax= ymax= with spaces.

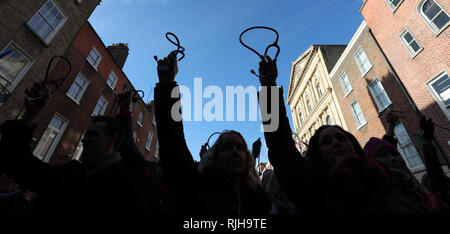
xmin=154 ymin=32 xmax=185 ymax=71
xmin=239 ymin=26 xmax=280 ymax=78
xmin=24 ymin=56 xmax=72 ymax=103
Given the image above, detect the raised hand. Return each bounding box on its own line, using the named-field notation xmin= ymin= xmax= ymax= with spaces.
xmin=22 ymin=81 xmax=51 ymax=124
xmin=117 ymin=91 xmax=132 ymax=114
xmin=258 ymin=56 xmax=278 ymax=86
xmin=156 ymin=51 xmax=178 ymax=85
xmin=419 ymin=116 xmax=434 ymax=143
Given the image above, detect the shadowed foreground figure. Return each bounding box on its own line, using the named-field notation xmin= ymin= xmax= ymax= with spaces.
xmin=154 ymin=52 xmax=270 ymax=214
xmin=255 ymin=55 xmax=442 ymax=214
xmin=0 ymin=82 xmax=149 ymax=215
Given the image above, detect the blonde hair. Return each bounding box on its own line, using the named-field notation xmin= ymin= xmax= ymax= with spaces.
xmin=198 ymin=130 xmax=262 ymax=189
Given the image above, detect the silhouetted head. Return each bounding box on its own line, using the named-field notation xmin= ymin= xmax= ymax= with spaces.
xmin=198 ymin=130 xmax=260 ymax=189
xmin=364 ymin=137 xmax=407 ymax=171
xmin=81 ymin=116 xmax=124 ymax=159
xmin=305 ymin=125 xmax=366 ymax=175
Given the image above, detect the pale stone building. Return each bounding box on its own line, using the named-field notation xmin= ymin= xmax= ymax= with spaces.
xmin=287 ymin=45 xmax=348 ymax=152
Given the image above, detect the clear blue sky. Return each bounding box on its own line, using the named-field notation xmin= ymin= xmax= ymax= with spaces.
xmin=89 ymin=0 xmax=364 ymax=163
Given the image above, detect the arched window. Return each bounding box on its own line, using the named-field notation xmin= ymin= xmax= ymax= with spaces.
xmin=316 ymin=83 xmax=323 ymax=99
xmin=418 ymin=0 xmax=449 ymax=33
xmin=307 ymin=97 xmax=312 ymax=113
xmin=297 ymin=106 xmax=304 ymax=124
xmin=326 ymin=115 xmax=334 ymax=125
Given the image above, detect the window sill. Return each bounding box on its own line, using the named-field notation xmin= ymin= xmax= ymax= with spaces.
xmin=361 ymin=65 xmax=373 ymax=78
xmin=410 ymin=47 xmax=423 ymax=59
xmin=377 ymin=102 xmax=393 ymax=114
xmin=410 ymin=165 xmax=425 ymax=173
xmin=434 ymin=22 xmax=450 ymax=37
xmin=86 ymin=59 xmax=99 ymax=71
xmin=344 ymin=89 xmax=353 ymax=98
xmin=25 ymin=23 xmax=51 ymax=47
xmin=66 ymin=93 xmax=81 ymax=105
xmin=137 ymin=122 xmax=143 ymax=127
xmin=356 ymin=122 xmax=367 ymax=130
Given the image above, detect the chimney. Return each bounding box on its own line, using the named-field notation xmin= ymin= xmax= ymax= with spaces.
xmin=107 ymin=43 xmax=129 ymax=69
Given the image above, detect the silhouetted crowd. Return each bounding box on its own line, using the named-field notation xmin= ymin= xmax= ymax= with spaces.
xmin=1 ymin=52 xmax=449 ymax=215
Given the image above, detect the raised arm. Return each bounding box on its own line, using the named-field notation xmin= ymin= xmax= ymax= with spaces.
xmin=256 ymin=57 xmax=311 ymax=211
xmin=154 ymin=52 xmax=197 ymax=183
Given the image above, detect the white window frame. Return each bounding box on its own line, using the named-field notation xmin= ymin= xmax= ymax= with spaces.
xmin=107 ymin=71 xmax=118 ymax=90
xmin=418 ymin=0 xmax=450 ymax=36
xmin=27 ymin=0 xmax=68 ymax=45
xmin=0 ymin=41 xmax=34 ymax=93
xmin=133 ymin=131 xmax=138 ymax=143
xmin=92 ymin=95 xmax=108 ymax=116
xmin=66 ymin=72 xmax=89 ymax=104
xmin=353 ymin=47 xmax=373 ymax=77
xmin=385 ymin=0 xmax=404 ymax=12
xmin=152 ymin=114 xmax=156 ymax=126
xmin=368 ymin=77 xmax=393 ymax=112
xmin=399 ymin=29 xmax=423 ymax=58
xmin=145 ymin=131 xmax=153 ymax=151
xmin=32 ymin=113 xmax=69 ymax=163
xmin=394 ymin=122 xmax=424 ymax=171
xmin=339 ymin=71 xmax=353 ymax=97
xmin=137 ymin=112 xmax=143 ymax=127
xmin=72 ymin=133 xmax=84 ymax=161
xmin=87 ymin=47 xmax=102 ymax=70
xmin=154 ymin=141 xmax=159 ymax=159
xmin=426 ymin=71 xmax=450 ymax=121
xmin=349 ymin=100 xmax=367 ymax=129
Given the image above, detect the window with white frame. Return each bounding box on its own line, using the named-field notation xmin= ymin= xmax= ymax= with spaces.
xmin=137 ymin=112 xmax=143 ymax=127
xmin=297 ymin=106 xmax=304 ymax=124
xmin=106 ymin=71 xmax=118 ymax=90
xmin=152 ymin=113 xmax=156 ymax=126
xmin=326 ymin=115 xmax=333 ymax=125
xmin=426 ymin=72 xmax=450 ymax=119
xmin=0 ymin=42 xmax=34 ymax=92
xmin=129 ymin=101 xmax=135 ymax=112
xmin=133 ymin=131 xmax=138 ymax=143
xmin=87 ymin=47 xmax=102 ymax=69
xmin=316 ymin=83 xmax=323 ymax=98
xmin=386 ymin=0 xmax=404 ymax=11
xmin=400 ymin=29 xmax=423 ymax=57
xmin=394 ymin=122 xmax=423 ymax=169
xmin=339 ymin=71 xmax=353 ymax=96
xmin=92 ymin=96 xmax=108 ymax=116
xmin=27 ymin=0 xmax=68 ymax=44
xmin=307 ymin=98 xmax=312 ymax=113
xmin=154 ymin=141 xmax=159 ymax=159
xmin=368 ymin=78 xmax=392 ymax=112
xmin=66 ymin=73 xmax=88 ymax=103
xmin=418 ymin=0 xmax=450 ymax=34
xmin=145 ymin=131 xmax=153 ymax=151
xmin=33 ymin=113 xmax=68 ymax=162
xmin=350 ymin=100 xmax=367 ymax=128
xmin=72 ymin=134 xmax=84 ymax=161
xmin=354 ymin=47 xmax=372 ymax=77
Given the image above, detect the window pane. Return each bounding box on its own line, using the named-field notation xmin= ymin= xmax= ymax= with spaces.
xmin=0 ymin=46 xmax=28 ymax=82
xmin=391 ymin=0 xmax=401 ymax=6
xmin=433 ymin=12 xmax=450 ymax=29
xmin=29 ymin=14 xmax=52 ymax=39
xmin=423 ymin=0 xmax=441 ymax=20
xmin=378 ymin=91 xmax=391 ymax=108
xmin=67 ymin=82 xmax=81 ymax=99
xmin=431 ymin=74 xmax=450 ymax=105
xmin=403 ymin=32 xmax=413 ymax=43
xmin=409 ymin=40 xmax=421 ymax=52
xmin=50 ymin=116 xmax=63 ymax=129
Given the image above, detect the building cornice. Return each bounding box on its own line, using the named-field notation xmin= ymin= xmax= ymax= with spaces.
xmin=287 ymin=46 xmax=318 ymax=104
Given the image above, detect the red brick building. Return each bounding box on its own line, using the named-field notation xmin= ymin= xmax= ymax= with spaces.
xmin=29 ymin=22 xmax=158 ymax=164
xmin=361 ymin=0 xmax=449 ymax=158
xmin=330 ymin=21 xmax=429 ymax=176
xmin=0 ymin=0 xmax=100 ymax=121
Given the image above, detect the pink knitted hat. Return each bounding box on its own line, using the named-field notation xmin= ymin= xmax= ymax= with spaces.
xmin=363 ymin=137 xmax=397 ymax=159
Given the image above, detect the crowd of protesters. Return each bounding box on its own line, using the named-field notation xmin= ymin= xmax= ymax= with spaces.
xmin=0 ymin=52 xmax=449 ymax=215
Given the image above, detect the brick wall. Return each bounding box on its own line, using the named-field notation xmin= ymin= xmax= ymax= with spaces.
xmin=361 ymin=0 xmax=450 ymax=157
